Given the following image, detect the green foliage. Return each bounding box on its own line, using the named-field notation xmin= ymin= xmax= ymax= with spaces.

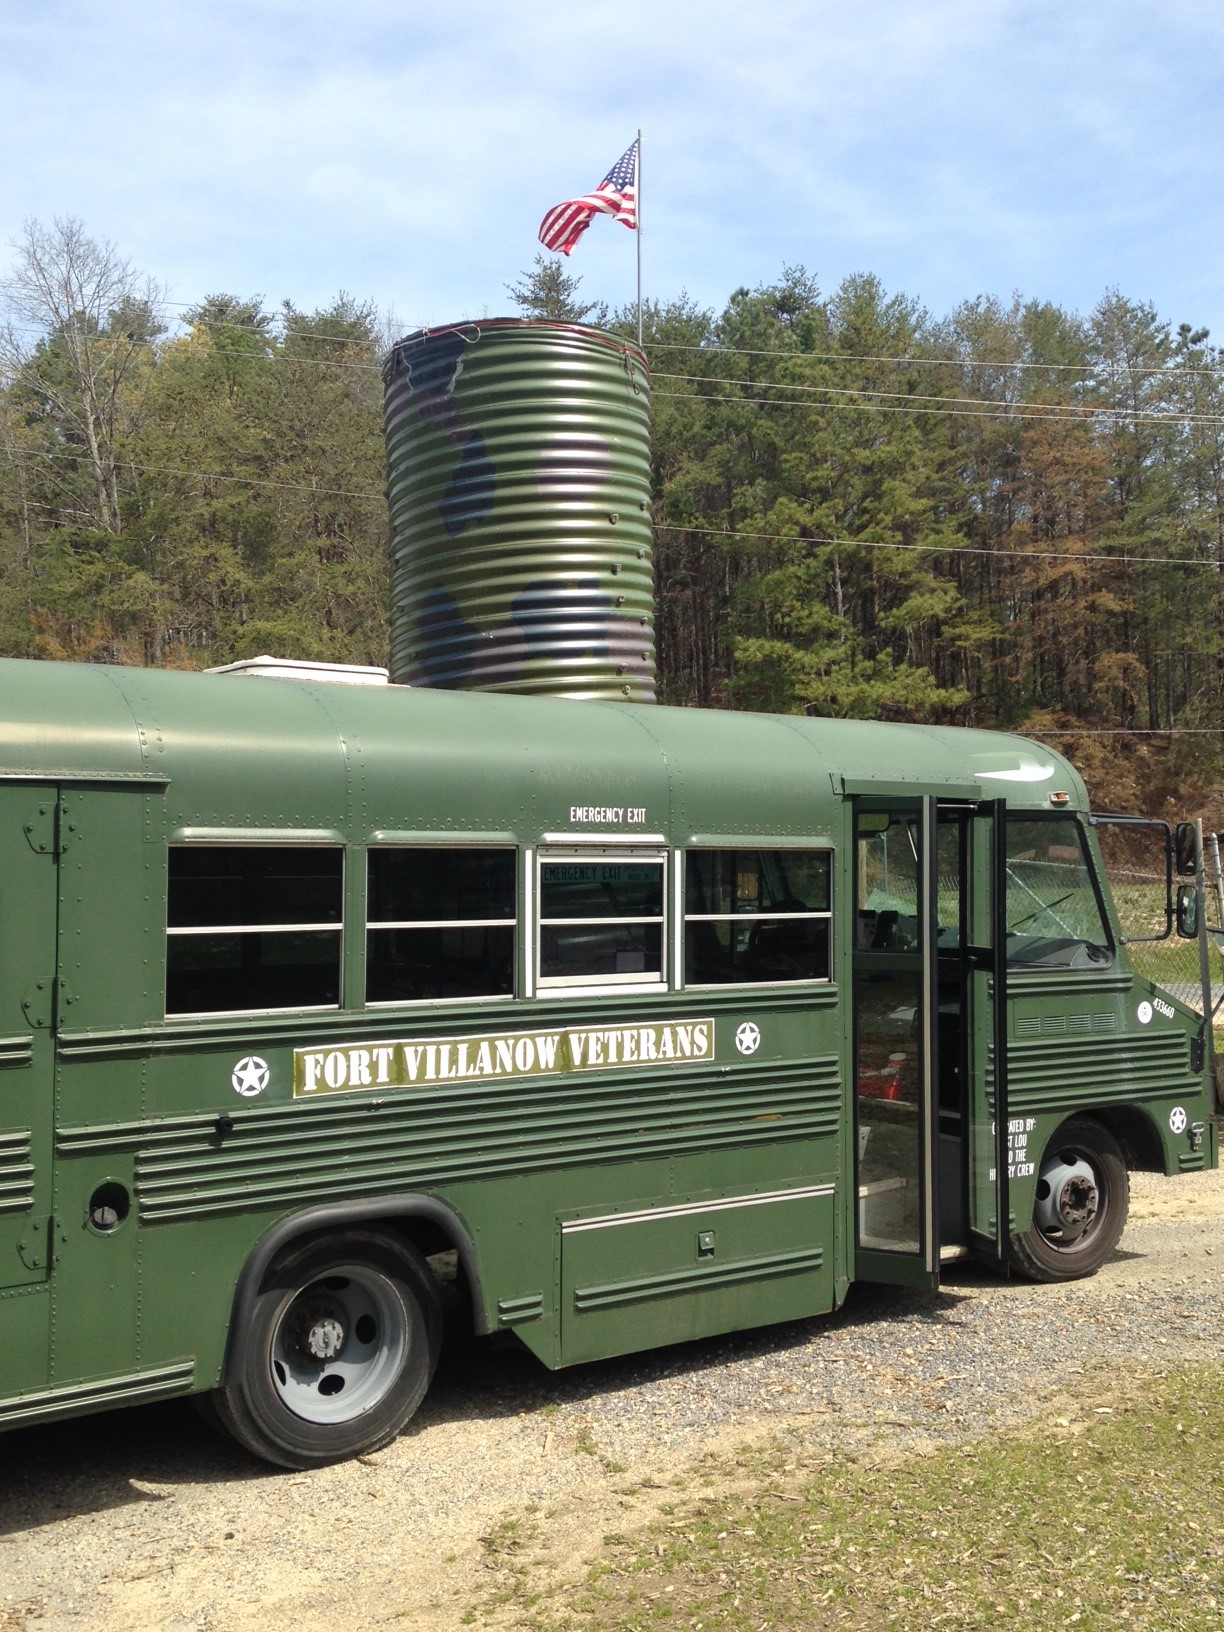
xmin=507 ymin=254 xmax=608 ymax=325
xmin=4 ymin=219 xmax=1224 ymax=811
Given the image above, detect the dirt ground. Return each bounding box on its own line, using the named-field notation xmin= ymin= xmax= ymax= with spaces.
xmin=2 ymin=1165 xmax=1222 ymax=1632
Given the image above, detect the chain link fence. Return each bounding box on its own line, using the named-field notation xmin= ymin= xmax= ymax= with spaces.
xmin=1094 ymin=823 xmax=1222 ymax=1024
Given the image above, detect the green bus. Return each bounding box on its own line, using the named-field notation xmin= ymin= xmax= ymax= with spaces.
xmin=0 ymin=656 xmax=1214 ymax=1467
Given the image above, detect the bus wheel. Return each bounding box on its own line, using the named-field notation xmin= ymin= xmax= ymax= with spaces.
xmin=1009 ymin=1118 xmax=1129 ymax=1283
xmin=215 ymin=1228 xmax=442 ymax=1469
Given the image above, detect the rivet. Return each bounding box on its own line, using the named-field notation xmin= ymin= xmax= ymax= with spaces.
xmin=608 ymin=512 xmax=619 ymax=524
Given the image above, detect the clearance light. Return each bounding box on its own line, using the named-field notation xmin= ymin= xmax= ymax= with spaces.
xmin=1049 ymin=790 xmax=1071 ymax=806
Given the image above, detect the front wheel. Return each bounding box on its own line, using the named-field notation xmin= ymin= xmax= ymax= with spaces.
xmin=1009 ymin=1117 xmax=1129 ymax=1282
xmin=214 ymin=1228 xmax=442 ymax=1469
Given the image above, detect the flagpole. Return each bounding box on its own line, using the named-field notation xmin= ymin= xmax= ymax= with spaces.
xmin=636 ymin=129 xmax=642 ymax=347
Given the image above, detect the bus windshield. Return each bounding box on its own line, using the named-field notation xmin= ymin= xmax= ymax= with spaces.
xmin=1006 ymin=817 xmax=1113 ymax=970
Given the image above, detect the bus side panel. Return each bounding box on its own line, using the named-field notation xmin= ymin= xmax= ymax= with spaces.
xmin=558 ymin=1182 xmax=835 ymax=1367
xmin=49 ymin=788 xmax=165 ymax=1388
xmin=136 ymin=1214 xmax=263 ymax=1387
xmin=0 ymin=782 xmax=59 ymax=1301
xmin=0 ymin=1286 xmax=50 ymax=1397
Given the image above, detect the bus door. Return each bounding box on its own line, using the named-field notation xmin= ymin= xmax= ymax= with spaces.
xmin=0 ymin=782 xmax=59 ymax=1301
xmin=965 ymin=799 xmax=1010 ymax=1265
xmin=853 ymin=798 xmax=940 ymax=1289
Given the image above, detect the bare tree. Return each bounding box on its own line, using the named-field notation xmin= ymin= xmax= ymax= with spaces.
xmin=0 ymin=217 xmax=164 ymax=534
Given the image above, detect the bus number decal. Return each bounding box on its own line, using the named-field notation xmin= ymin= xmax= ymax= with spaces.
xmin=293 ymin=1018 xmax=716 ymax=1098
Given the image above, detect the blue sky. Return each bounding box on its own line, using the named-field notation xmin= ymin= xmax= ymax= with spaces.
xmin=3 ymin=0 xmax=1223 ymax=339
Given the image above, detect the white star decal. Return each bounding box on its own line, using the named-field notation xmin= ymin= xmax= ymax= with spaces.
xmin=231 ymin=1056 xmax=270 ymax=1097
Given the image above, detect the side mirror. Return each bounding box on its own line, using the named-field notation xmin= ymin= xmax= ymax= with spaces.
xmin=1175 ymin=823 xmax=1199 ymax=877
xmin=1176 ymin=883 xmax=1199 ymax=938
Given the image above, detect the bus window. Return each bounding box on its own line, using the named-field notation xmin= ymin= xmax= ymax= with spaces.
xmin=684 ymin=849 xmax=832 ymax=985
xmin=856 ymin=816 xmax=921 ymax=951
xmin=166 ymin=846 xmax=343 ymax=1016
xmin=367 ymin=847 xmax=516 ymax=1002
xmin=1006 ymin=817 xmax=1113 ymax=970
xmin=538 ymin=852 xmax=666 ymax=988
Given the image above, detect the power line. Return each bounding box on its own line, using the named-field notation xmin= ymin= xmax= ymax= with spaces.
xmin=653 ymin=521 xmax=1221 ymax=571
xmin=646 ymin=340 xmax=1224 ymax=380
xmin=7 ymin=308 xmax=1224 ymax=385
xmin=1 ymin=322 xmax=383 ymax=374
xmin=651 ymin=385 xmax=1224 ymax=430
xmin=5 ymin=303 xmax=401 ymax=352
xmin=4 ymin=447 xmax=1220 ymax=570
xmin=1024 ymin=727 xmax=1224 ymax=735
xmin=652 ymin=371 xmax=1224 ymax=428
xmin=6 ymin=319 xmax=1224 ymax=421
xmin=1 ymin=445 xmax=384 ymax=502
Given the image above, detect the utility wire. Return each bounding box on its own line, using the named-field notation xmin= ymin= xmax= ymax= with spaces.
xmin=7 ymin=311 xmax=1224 ymax=384
xmin=651 ymin=386 xmax=1224 ymax=430
xmin=650 ymin=522 xmax=1218 ymax=571
xmin=1024 ymin=727 xmax=1224 ymax=735
xmin=0 ymin=445 xmax=383 ymax=502
xmin=4 ymin=449 xmax=1219 ymax=573
xmin=6 ymin=340 xmax=1220 ymax=424
xmin=652 ymin=371 xmax=1224 ymax=427
xmin=646 ymin=340 xmax=1224 ymax=379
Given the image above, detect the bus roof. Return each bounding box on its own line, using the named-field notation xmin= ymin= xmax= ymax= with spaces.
xmin=0 ymin=659 xmax=1087 ymax=837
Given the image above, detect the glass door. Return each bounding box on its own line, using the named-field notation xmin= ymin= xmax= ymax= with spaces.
xmin=853 ymin=798 xmax=939 ymax=1289
xmin=966 ymin=799 xmax=1010 ymax=1264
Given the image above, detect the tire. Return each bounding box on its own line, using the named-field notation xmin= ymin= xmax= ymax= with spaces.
xmin=215 ymin=1228 xmax=442 ymax=1469
xmin=1009 ymin=1117 xmax=1129 ymax=1283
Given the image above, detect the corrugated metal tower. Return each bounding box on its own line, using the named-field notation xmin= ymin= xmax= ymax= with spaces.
xmin=383 ymin=320 xmax=655 ymax=702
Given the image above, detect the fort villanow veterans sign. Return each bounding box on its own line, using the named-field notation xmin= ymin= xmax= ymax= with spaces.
xmin=294 ymin=1018 xmax=716 ymax=1098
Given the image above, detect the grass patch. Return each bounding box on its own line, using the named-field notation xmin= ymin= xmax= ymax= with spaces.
xmin=491 ymin=1364 xmax=1224 ymax=1631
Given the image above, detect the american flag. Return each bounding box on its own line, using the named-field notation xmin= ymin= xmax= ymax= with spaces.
xmin=538 ymin=140 xmax=638 ymax=257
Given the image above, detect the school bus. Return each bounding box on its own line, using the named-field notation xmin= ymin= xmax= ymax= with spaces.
xmin=0 ymin=656 xmax=1214 ymax=1466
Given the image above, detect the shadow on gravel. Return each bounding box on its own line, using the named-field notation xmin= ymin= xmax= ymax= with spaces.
xmin=411 ymin=1275 xmax=984 ymax=1433
xmin=0 ymin=1400 xmax=266 ymax=1538
xmin=0 ymin=1282 xmax=957 ymax=1528
xmin=2 ymin=1243 xmax=1133 ymax=1526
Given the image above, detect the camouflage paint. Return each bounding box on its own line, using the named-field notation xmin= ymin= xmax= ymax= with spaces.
xmin=383 ymin=320 xmax=656 ymax=701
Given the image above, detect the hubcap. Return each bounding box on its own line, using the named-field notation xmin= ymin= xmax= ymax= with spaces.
xmin=1034 ymin=1152 xmax=1100 ymax=1244
xmin=292 ymin=1305 xmax=346 ymax=1362
xmin=270 ymin=1268 xmax=408 ymax=1425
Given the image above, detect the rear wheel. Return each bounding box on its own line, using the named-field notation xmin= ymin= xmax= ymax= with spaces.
xmin=214 ymin=1228 xmax=441 ymax=1469
xmin=1009 ymin=1117 xmax=1128 ymax=1282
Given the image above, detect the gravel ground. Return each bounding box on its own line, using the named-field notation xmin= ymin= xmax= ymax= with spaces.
xmin=2 ymin=1167 xmax=1222 ymax=1632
